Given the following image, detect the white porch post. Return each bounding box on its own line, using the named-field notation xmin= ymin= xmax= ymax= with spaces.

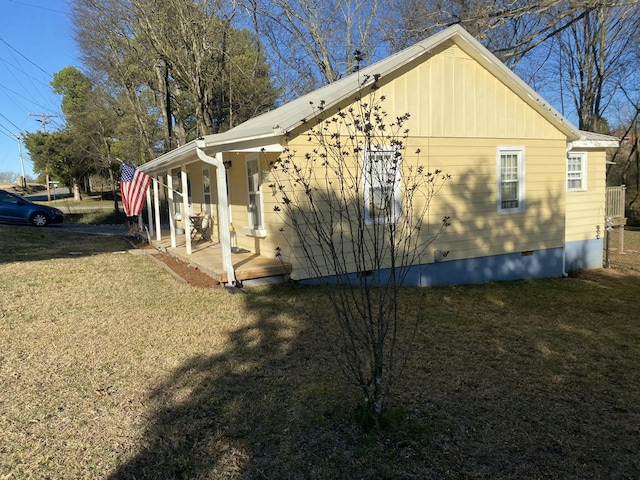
xmin=153 ymin=177 xmax=161 ymax=241
xmin=196 ymin=143 xmax=236 ymax=285
xmin=167 ymin=169 xmax=177 ymax=248
xmin=181 ymin=166 xmax=192 ymax=255
xmin=145 ymin=186 xmax=154 ymax=237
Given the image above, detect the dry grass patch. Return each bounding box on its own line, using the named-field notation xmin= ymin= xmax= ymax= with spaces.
xmin=1 ymin=225 xmax=640 ymax=479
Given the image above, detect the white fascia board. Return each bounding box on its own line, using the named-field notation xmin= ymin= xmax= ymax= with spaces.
xmin=138 ymin=140 xmax=199 ymax=175
xmin=139 ymin=135 xmax=284 ymax=176
xmin=200 ymin=133 xmax=283 ymax=153
xmin=571 ymin=139 xmax=620 ymax=149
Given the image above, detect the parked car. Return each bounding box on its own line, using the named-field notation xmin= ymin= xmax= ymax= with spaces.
xmin=0 ymin=189 xmax=64 ymax=226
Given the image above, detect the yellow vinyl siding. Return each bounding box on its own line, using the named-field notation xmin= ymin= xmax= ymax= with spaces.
xmin=226 ymin=152 xmax=288 ymax=258
xmin=376 ymin=43 xmax=565 ymax=141
xmin=272 ymin=131 xmax=568 ymax=279
xmin=565 ymin=150 xmax=607 ymax=242
xmin=234 ymin=42 xmax=576 ymax=280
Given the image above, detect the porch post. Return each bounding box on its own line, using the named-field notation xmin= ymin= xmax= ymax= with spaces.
xmin=167 ymin=169 xmax=177 ymax=248
xmin=196 ymin=143 xmax=236 ymax=285
xmin=181 ymin=166 xmax=192 ymax=255
xmin=153 ymin=177 xmax=161 ymax=241
xmin=145 ymin=187 xmax=154 ymax=237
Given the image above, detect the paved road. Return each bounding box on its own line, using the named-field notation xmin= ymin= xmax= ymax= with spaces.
xmin=24 ymin=187 xmax=71 ymax=202
xmin=50 ymin=223 xmax=132 ymax=236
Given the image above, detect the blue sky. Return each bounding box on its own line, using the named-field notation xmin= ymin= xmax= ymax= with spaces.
xmin=0 ymin=0 xmax=77 ymax=179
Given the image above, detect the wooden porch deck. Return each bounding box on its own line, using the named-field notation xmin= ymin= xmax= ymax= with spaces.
xmin=148 ymin=231 xmax=291 ymax=285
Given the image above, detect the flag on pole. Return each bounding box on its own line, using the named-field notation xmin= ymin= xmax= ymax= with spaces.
xmin=120 ymin=163 xmax=151 ymax=217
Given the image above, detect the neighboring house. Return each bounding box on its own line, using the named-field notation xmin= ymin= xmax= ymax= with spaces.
xmin=138 ymin=25 xmax=618 ymax=287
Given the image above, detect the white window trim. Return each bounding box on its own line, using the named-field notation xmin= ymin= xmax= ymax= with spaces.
xmin=567 ymin=151 xmax=588 ymax=192
xmin=202 ymin=166 xmax=212 ymax=215
xmin=244 ymin=155 xmax=267 ymax=237
xmin=496 ymin=146 xmax=526 ymax=215
xmin=363 ymin=145 xmax=402 ymax=225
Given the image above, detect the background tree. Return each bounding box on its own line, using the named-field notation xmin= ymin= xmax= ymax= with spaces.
xmin=23 ymin=130 xmax=85 ymax=199
xmin=72 ymin=0 xmax=174 ymax=157
xmin=245 ymin=0 xmax=384 ymax=98
xmin=271 ymin=84 xmax=450 ymax=425
xmin=546 ymin=3 xmax=640 ymax=132
xmin=22 ymin=67 xmax=98 ymax=200
xmin=384 ymin=1 xmax=640 ymax=119
xmin=72 ymin=0 xmax=278 ymax=151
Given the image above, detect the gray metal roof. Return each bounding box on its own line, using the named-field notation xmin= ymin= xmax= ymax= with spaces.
xmin=140 ymin=25 xmax=584 ymax=174
xmin=203 ymin=24 xmax=581 ymax=146
xmin=573 ymin=130 xmax=620 ymax=148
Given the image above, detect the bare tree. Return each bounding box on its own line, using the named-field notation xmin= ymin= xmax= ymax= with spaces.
xmin=72 ymin=0 xmax=277 ymax=153
xmin=72 ymin=0 xmax=161 ymax=160
xmin=385 ymin=0 xmax=640 ymax=68
xmin=551 ymin=3 xmax=640 ymax=132
xmin=245 ymin=0 xmax=384 ymax=98
xmin=271 ymin=81 xmax=450 ymax=425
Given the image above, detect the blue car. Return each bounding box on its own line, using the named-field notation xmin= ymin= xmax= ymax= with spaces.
xmin=0 ymin=189 xmax=64 ymax=226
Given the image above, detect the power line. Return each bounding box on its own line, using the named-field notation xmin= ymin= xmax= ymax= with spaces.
xmin=0 ymin=36 xmax=53 ymax=78
xmin=0 ymin=112 xmax=23 ymax=133
xmin=29 ymin=112 xmax=59 ymax=132
xmin=6 ymin=0 xmax=67 ymax=15
xmin=0 ymin=81 xmax=56 ymax=113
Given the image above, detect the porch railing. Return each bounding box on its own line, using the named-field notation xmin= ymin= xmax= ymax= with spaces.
xmin=605 ymin=185 xmax=627 ymax=258
xmin=606 ymin=185 xmax=626 ymax=220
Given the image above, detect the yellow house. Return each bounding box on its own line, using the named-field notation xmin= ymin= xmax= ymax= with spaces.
xmin=138 ymin=25 xmax=617 ymax=287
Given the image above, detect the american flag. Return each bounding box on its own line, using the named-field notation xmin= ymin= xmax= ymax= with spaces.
xmin=120 ymin=163 xmax=151 ymax=217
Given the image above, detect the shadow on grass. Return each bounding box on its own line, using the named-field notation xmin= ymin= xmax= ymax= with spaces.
xmin=0 ymin=224 xmax=134 ymax=264
xmin=106 ymin=287 xmax=366 ymax=480
xmin=106 ymin=274 xmax=640 ymax=480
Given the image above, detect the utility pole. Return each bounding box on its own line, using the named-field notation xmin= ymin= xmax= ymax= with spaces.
xmin=29 ymin=113 xmax=58 ymax=133
xmin=10 ymin=134 xmax=26 ymax=189
xmin=30 ymin=112 xmax=59 ymax=200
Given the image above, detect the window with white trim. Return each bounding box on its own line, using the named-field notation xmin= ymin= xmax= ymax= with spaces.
xmin=363 ymin=146 xmax=402 ymax=224
xmin=497 ymin=147 xmax=525 ymax=214
xmin=246 ymin=157 xmax=264 ymax=230
xmin=567 ymin=152 xmax=587 ymax=191
xmin=202 ymin=167 xmax=212 ymax=214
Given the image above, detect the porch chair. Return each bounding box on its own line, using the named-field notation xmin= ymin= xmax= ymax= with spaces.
xmin=191 ymin=213 xmax=211 ymax=241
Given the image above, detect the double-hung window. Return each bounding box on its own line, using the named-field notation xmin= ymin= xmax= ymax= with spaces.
xmin=567 ymin=152 xmax=587 ymax=191
xmin=363 ymin=146 xmax=401 ymax=224
xmin=246 ymin=157 xmax=264 ymax=231
xmin=202 ymin=167 xmax=212 ymax=214
xmin=497 ymin=146 xmax=525 ymax=214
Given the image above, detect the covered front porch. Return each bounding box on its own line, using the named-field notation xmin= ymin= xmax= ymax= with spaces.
xmin=149 ymin=230 xmax=291 ymax=286
xmin=136 ymin=135 xmax=289 ymax=287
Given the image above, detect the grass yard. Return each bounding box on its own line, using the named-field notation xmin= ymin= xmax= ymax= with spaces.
xmin=1 ymin=224 xmax=640 ymax=479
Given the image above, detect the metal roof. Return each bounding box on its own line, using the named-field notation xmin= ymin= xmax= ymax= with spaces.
xmin=573 ymin=130 xmax=620 ymax=148
xmin=140 ymin=25 xmax=584 ymax=174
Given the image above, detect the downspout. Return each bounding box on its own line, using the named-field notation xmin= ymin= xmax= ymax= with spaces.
xmin=562 ymin=141 xmax=574 ymax=277
xmin=196 ymin=141 xmax=236 ymax=286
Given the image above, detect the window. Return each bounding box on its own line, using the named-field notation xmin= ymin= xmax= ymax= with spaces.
xmin=202 ymin=167 xmax=212 ymax=214
xmin=0 ymin=191 xmax=20 ymax=204
xmin=171 ymin=170 xmax=183 ymax=218
xmin=497 ymin=147 xmax=525 ymax=214
xmin=363 ymin=146 xmax=401 ymax=224
xmin=567 ymin=152 xmax=587 ymax=191
xmin=246 ymin=157 xmax=263 ymax=230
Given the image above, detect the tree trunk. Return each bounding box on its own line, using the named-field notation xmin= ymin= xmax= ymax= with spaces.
xmin=73 ymin=180 xmax=83 ymax=202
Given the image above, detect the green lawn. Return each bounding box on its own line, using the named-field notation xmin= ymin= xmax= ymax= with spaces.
xmin=1 ymin=224 xmax=639 ymax=479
